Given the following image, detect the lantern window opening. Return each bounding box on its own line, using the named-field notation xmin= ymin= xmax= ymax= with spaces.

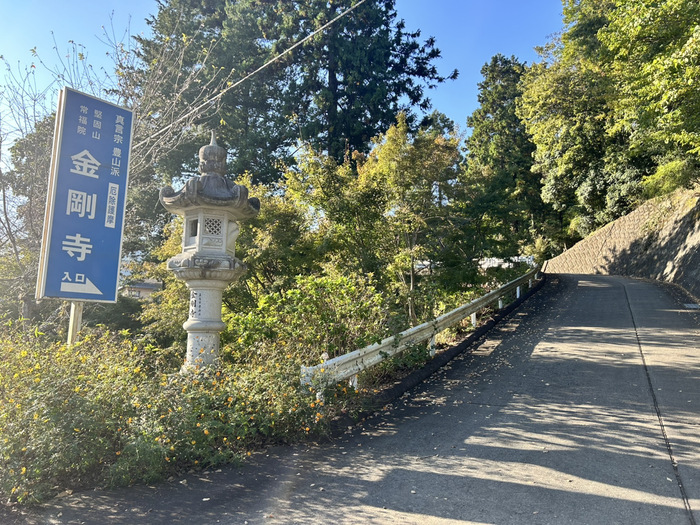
xmin=185 ymin=218 xmax=199 ymax=249
xmin=204 ymin=217 xmax=223 ymax=237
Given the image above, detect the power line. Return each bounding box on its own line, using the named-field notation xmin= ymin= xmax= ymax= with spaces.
xmin=134 ymin=0 xmax=370 ymax=150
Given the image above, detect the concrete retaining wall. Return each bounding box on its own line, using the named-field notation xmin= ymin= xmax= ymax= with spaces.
xmin=543 ymin=188 xmax=700 ymax=300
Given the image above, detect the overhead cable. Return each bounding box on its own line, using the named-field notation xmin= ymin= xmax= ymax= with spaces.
xmin=135 ymin=0 xmax=370 ymax=149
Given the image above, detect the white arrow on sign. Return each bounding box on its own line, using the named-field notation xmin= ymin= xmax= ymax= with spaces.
xmin=60 ymin=277 xmax=103 ymax=295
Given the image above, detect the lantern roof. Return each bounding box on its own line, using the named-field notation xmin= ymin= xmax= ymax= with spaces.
xmin=159 ymin=131 xmax=260 ymax=219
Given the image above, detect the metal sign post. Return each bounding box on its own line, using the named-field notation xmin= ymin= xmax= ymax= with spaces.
xmin=36 ymin=87 xmax=134 ymax=344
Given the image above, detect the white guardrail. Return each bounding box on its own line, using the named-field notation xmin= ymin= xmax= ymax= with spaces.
xmin=301 ymin=267 xmax=541 ymax=386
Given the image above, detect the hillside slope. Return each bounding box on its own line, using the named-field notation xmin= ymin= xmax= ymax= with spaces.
xmin=543 ymin=188 xmax=700 ymax=300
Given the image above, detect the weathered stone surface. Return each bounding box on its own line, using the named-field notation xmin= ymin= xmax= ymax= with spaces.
xmin=158 ymin=132 xmax=260 ymax=368
xmin=159 ymin=132 xmax=260 ymax=219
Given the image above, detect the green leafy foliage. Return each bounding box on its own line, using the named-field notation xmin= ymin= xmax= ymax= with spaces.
xmin=642 ymin=155 xmax=700 ymax=197
xmin=280 ymin=112 xmax=470 ymax=326
xmin=516 ymin=6 xmax=644 ymax=238
xmin=600 ymin=0 xmax=700 ymax=155
xmin=518 ymin=0 xmax=700 ymax=239
xmin=0 ymin=323 xmax=330 ymax=504
xmin=134 ymin=219 xmax=190 ymax=346
xmin=222 ymin=272 xmax=389 ymax=366
xmin=599 ymin=0 xmax=700 ymax=194
xmin=464 ymin=55 xmax=549 ymax=255
xmin=0 ymin=116 xmax=55 ymax=322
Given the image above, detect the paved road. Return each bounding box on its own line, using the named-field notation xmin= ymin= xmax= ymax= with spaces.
xmin=10 ymin=274 xmax=700 ymax=524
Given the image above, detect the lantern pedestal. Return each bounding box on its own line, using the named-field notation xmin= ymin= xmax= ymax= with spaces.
xmin=169 ymin=260 xmax=247 ymax=368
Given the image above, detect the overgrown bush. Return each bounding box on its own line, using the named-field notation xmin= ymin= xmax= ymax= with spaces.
xmin=222 ymin=271 xmax=390 ymax=367
xmin=1 ymin=261 xmax=531 ymax=505
xmin=0 ymin=322 xmax=330 ymax=505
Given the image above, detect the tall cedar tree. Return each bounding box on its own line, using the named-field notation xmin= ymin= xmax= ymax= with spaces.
xmin=135 ymin=0 xmax=457 ymax=183
xmin=463 ymin=55 xmax=543 ymax=256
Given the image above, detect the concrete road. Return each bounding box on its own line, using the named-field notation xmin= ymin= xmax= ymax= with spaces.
xmin=10 ymin=274 xmax=700 ymax=524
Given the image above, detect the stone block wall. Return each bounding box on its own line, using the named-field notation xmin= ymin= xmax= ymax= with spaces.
xmin=543 ymin=188 xmax=700 ymax=301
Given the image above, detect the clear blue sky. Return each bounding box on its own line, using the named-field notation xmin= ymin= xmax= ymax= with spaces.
xmin=0 ymin=0 xmax=563 ymax=130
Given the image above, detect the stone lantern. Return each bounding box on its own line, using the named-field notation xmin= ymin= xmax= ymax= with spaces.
xmin=159 ymin=132 xmax=260 ymax=368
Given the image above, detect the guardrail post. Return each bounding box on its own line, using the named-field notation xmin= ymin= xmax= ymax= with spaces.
xmin=516 ymin=285 xmax=522 ymax=299
xmin=498 ymin=297 xmax=504 ymax=309
xmin=471 ymin=312 xmax=477 ymax=327
xmin=428 ymin=335 xmax=437 ymax=357
xmin=529 ymin=278 xmax=533 ymax=289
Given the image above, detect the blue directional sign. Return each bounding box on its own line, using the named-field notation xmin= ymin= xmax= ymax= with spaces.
xmin=36 ymin=87 xmax=134 ymax=302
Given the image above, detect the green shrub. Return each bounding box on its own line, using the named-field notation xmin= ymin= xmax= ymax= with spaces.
xmin=222 ymin=272 xmax=390 ymax=367
xmin=0 ymin=322 xmax=327 ymax=504
xmin=643 ymin=156 xmax=699 ymax=197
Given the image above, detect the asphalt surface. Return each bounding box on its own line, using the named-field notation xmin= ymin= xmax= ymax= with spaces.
xmin=6 ymin=273 xmax=700 ymax=525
